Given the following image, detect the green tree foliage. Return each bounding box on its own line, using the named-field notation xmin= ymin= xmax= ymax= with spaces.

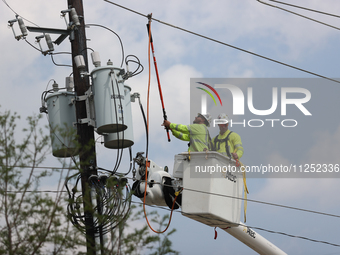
xmin=103 ymin=204 xmax=179 ymax=255
xmin=0 ymin=110 xmax=84 ymax=255
xmin=0 ymin=109 xmax=179 ymax=255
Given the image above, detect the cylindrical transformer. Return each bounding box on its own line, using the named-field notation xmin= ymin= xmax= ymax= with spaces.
xmin=46 ymin=91 xmax=78 ymax=157
xmin=104 ymin=86 xmax=134 ymax=149
xmin=91 ymin=65 xmax=127 ymax=133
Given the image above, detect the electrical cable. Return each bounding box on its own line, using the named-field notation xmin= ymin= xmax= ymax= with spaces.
xmin=3 ymin=190 xmax=68 ymax=193
xmin=142 ymin=15 xmax=153 ymax=232
xmin=125 ymin=55 xmax=144 ymax=77
xmin=4 ymin=165 xmax=78 ymax=170
xmin=4 ymin=173 xmax=340 ymax=219
xmin=126 ymin=171 xmax=340 ymax=220
xmin=131 ymin=200 xmax=340 ymax=248
xmin=153 ymin=178 xmax=340 ymax=219
xmin=138 ymin=96 xmax=148 ymax=161
xmin=267 ymin=0 xmax=340 ymax=18
xmin=66 ymin=172 xmax=132 ymax=236
xmin=237 ymin=223 xmax=340 ymax=248
xmin=5 ymin=160 xmax=340 ymax=247
xmin=2 ymin=0 xmax=40 ymax=27
xmin=257 ymin=0 xmax=340 ymax=31
xmin=85 ymin=24 xmax=125 ymax=67
xmin=181 ymin=186 xmax=340 ymax=219
xmin=103 ymin=0 xmax=340 ymax=85
xmin=80 ymin=47 xmax=95 ymax=53
xmin=24 ymin=39 xmax=42 ymax=53
xmin=109 ymin=71 xmax=125 ymax=175
xmin=50 ymin=53 xmax=73 ymax=68
xmin=97 ymin=147 xmax=133 ymax=176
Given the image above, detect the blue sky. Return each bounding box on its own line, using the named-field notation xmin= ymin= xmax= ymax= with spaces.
xmin=1 ymin=0 xmax=340 ymax=254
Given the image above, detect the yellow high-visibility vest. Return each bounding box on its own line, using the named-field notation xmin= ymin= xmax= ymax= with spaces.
xmin=212 ymin=130 xmax=244 ymax=159
xmin=170 ymin=123 xmax=212 ymax=152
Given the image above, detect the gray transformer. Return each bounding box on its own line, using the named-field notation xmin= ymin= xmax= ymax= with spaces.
xmin=46 ymin=91 xmax=78 ymax=157
xmin=91 ymin=65 xmax=127 ymax=134
xmin=103 ymin=85 xmax=134 ymax=149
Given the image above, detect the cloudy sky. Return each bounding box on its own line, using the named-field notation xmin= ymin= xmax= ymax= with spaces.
xmin=1 ymin=0 xmax=340 ymax=254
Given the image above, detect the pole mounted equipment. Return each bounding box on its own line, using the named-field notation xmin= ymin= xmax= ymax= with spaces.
xmin=8 ymin=15 xmax=28 ymax=40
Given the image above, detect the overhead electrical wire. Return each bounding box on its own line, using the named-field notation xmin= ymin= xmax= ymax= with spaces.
xmin=7 ymin=170 xmax=340 ymax=220
xmin=267 ymin=0 xmax=340 ymax=18
xmin=3 ymin=190 xmax=68 ymax=193
xmin=3 ymin=162 xmax=340 ymax=220
xmin=238 ymin=223 xmax=340 ymax=248
xmin=2 ymin=0 xmax=40 ymax=27
xmin=257 ymin=0 xmax=340 ymax=31
xmin=86 ymin=23 xmax=125 ymax=67
xmin=141 ymin=176 xmax=340 ymax=219
xmin=181 ymin=185 xmax=340 ymax=219
xmin=131 ymin=200 xmax=340 ymax=248
xmin=3 ymin=165 xmax=78 ymax=170
xmin=7 ymin=184 xmax=339 ymax=248
xmin=103 ymin=0 xmax=340 ymax=85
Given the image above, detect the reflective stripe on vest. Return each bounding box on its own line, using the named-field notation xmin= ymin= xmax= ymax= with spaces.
xmin=188 ymin=124 xmax=211 ymax=151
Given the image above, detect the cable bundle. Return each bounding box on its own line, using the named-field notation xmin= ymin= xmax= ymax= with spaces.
xmin=66 ymin=173 xmax=132 ymax=236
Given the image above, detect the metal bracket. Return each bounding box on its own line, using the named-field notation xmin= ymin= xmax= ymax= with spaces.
xmin=76 ymin=87 xmax=96 ymax=127
xmin=131 ymin=92 xmax=140 ymax=103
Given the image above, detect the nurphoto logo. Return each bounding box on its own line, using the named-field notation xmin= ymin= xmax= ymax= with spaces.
xmin=192 ymin=78 xmax=312 ymax=128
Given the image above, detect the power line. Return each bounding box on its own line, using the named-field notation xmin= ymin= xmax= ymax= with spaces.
xmin=4 ymin=165 xmax=78 ymax=170
xmin=1 ymin=182 xmax=339 ymax=247
xmin=103 ymin=0 xmax=340 ymax=85
xmin=127 ymin=176 xmax=340 ymax=220
xmin=268 ymin=0 xmax=340 ymax=18
xmin=2 ymin=0 xmax=40 ymax=27
xmin=3 ymin=164 xmax=340 ymax=220
xmin=1 ymin=185 xmax=339 ymax=248
xmin=182 ymin=186 xmax=340 ymax=219
xmin=257 ymin=0 xmax=340 ymax=31
xmin=131 ymin=200 xmax=340 ymax=248
xmin=2 ymin=189 xmax=339 ymax=248
xmin=3 ymin=190 xmax=67 ymax=193
xmin=240 ymin=223 xmax=340 ymax=248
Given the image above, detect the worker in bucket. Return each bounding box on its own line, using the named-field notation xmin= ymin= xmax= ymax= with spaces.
xmin=162 ymin=113 xmax=212 ymax=152
xmin=212 ymin=113 xmax=244 ymax=159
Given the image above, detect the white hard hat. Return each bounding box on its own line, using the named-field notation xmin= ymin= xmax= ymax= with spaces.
xmin=198 ymin=112 xmax=211 ymax=127
xmin=218 ymin=113 xmax=229 ymax=122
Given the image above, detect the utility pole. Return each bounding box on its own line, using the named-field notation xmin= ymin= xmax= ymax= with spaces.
xmin=67 ymin=0 xmax=97 ymax=254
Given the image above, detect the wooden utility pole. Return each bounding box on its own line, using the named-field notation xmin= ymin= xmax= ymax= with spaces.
xmin=67 ymin=0 xmax=97 ymax=254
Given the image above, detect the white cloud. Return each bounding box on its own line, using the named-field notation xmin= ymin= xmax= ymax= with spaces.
xmin=254 ymin=125 xmax=340 ymax=210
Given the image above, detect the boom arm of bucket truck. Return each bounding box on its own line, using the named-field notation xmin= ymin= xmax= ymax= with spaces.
xmin=132 ymin=151 xmax=287 ymax=255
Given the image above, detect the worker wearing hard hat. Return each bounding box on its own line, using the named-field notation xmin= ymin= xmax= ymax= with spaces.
xmin=162 ymin=113 xmax=212 ymax=152
xmin=212 ymin=113 xmax=244 ymax=159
